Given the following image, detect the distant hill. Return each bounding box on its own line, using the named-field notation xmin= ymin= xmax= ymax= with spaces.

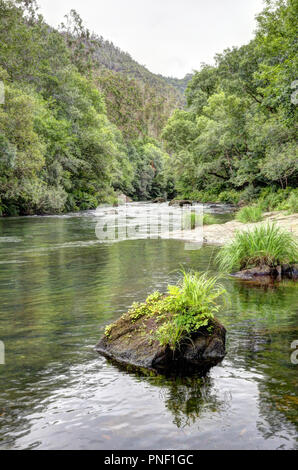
xmin=92 ymin=35 xmax=190 ymax=106
xmin=59 ymin=11 xmax=192 ymax=139
xmin=87 ymin=35 xmax=192 ymax=138
xmin=161 ymin=74 xmax=194 ymax=95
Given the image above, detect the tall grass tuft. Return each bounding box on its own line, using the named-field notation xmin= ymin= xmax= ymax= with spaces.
xmin=179 ymin=270 xmax=226 ymax=311
xmin=217 ymin=223 xmax=298 ymax=272
xmin=235 ymin=205 xmax=263 ymax=223
xmin=156 ymin=271 xmax=226 ymax=350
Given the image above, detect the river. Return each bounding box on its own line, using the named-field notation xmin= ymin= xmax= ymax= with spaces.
xmin=0 ymin=203 xmax=297 ymax=449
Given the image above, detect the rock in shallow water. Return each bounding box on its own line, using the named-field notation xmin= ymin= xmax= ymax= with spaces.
xmin=231 ymin=264 xmax=298 ymax=281
xmin=96 ymin=312 xmax=226 ymax=374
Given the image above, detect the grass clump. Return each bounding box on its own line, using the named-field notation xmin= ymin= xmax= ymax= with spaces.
xmin=155 ymin=271 xmax=226 ymax=350
xmin=108 ymin=271 xmax=226 ymax=351
xmin=184 ymin=212 xmax=217 ymax=229
xmin=217 ymin=223 xmax=298 ymax=272
xmin=235 ymin=205 xmax=263 ymax=223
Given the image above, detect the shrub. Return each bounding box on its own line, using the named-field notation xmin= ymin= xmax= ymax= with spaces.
xmin=276 ymin=192 xmax=298 ymax=214
xmin=217 ymin=223 xmax=298 ymax=272
xmin=178 ymin=189 xmax=218 ymax=203
xmin=155 ymin=271 xmax=226 ymax=350
xmin=217 ymin=190 xmax=241 ymax=204
xmin=239 ymin=185 xmax=261 ymax=204
xmin=235 ymin=205 xmax=263 ymax=223
xmin=257 ymin=187 xmax=294 ymax=212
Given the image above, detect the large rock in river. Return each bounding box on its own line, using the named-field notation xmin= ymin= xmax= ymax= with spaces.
xmin=96 ymin=308 xmax=226 ymax=374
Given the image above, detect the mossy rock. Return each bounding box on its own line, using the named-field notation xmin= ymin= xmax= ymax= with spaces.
xmin=96 ymin=306 xmax=226 ymax=374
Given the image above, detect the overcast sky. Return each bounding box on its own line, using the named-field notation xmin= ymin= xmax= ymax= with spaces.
xmin=37 ymin=0 xmax=265 ymax=78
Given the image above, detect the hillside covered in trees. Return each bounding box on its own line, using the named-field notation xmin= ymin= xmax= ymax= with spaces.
xmin=162 ymin=0 xmax=297 ymax=206
xmin=0 ymin=0 xmax=185 ymax=216
xmin=0 ymin=0 xmax=297 ymax=216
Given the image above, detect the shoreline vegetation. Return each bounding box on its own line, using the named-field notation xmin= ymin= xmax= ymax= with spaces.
xmin=0 ymin=0 xmax=297 ymax=449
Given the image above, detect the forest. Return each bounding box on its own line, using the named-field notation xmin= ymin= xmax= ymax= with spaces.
xmin=0 ymin=0 xmax=297 ymax=216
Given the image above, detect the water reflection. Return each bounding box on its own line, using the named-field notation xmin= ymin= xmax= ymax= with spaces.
xmin=0 ymin=205 xmax=297 ymax=449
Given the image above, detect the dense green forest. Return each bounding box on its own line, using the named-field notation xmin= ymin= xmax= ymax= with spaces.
xmin=0 ymin=0 xmax=297 ymax=216
xmin=0 ymin=0 xmax=182 ymax=215
xmin=162 ymin=0 xmax=298 ymax=206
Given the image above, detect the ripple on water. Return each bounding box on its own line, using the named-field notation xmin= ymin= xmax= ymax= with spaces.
xmin=0 ymin=204 xmax=297 ymax=450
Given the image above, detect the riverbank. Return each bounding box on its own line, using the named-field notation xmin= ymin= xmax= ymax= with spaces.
xmin=162 ymin=211 xmax=298 ymax=245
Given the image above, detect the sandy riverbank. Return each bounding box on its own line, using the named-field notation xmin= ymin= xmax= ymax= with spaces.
xmin=161 ymin=211 xmax=298 ymax=246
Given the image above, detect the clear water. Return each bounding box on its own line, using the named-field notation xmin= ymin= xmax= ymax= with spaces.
xmin=0 ymin=203 xmax=297 ymax=450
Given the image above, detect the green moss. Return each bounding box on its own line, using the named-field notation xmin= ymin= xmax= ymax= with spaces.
xmin=105 ymin=323 xmax=116 ymax=338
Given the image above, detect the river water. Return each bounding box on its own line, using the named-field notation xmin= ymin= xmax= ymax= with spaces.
xmin=0 ymin=203 xmax=297 ymax=450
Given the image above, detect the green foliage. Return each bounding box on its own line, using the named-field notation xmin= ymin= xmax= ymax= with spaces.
xmin=217 ymin=190 xmax=242 ymax=204
xmin=162 ymin=0 xmax=298 ymax=200
xmin=217 ymin=223 xmax=298 ymax=272
xmin=257 ymin=187 xmax=297 ymax=212
xmin=278 ymin=192 xmax=298 ymax=214
xmin=155 ymin=272 xmax=226 ymax=350
xmin=0 ymin=1 xmax=177 ymax=216
xmin=112 ymin=271 xmax=226 ymax=351
xmin=96 ymin=70 xmax=179 ymax=140
xmin=124 ymin=140 xmax=171 ymax=201
xmin=105 ymin=322 xmax=116 ymax=338
xmin=1 ymin=1 xmax=297 ymax=215
xmin=236 ymin=205 xmax=263 ymax=223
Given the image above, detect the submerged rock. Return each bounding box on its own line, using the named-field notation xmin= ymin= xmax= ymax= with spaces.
xmin=96 ymin=309 xmax=226 ymax=374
